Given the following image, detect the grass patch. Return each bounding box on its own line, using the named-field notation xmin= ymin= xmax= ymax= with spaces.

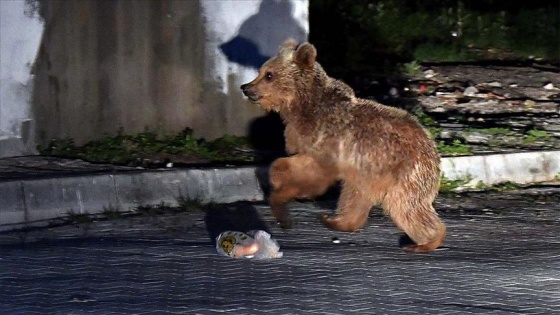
xmin=411 ymin=107 xmax=441 ymax=139
xmin=411 ymin=106 xmax=436 ymax=126
xmin=65 ymin=211 xmax=94 ymax=224
xmin=38 ymin=129 xmax=254 ymax=166
xmin=437 ymin=139 xmax=472 ymax=156
xmin=427 ymin=127 xmax=442 ymax=140
xmin=523 ymin=129 xmax=550 ymax=143
xmin=402 ymin=60 xmax=423 ymax=77
xmin=414 ymin=43 xmax=472 ymax=62
xmin=439 ymin=175 xmax=471 ymax=194
xmin=440 ymin=178 xmax=522 ymax=193
xmin=136 ymin=201 xmax=171 ymax=216
xmin=176 ymin=195 xmax=205 ymax=212
xmin=470 ymin=127 xmax=515 ymax=136
xmin=474 ymin=181 xmax=521 ymax=191
xmin=101 ymin=205 xmax=123 ymax=220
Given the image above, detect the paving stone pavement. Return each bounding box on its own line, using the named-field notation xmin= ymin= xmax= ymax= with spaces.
xmin=0 ymin=189 xmax=559 ymax=315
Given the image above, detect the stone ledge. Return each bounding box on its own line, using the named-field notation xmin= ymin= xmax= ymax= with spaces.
xmin=442 ymin=150 xmax=560 ymax=187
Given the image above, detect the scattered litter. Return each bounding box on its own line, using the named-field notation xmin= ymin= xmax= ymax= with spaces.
xmin=487 ymin=91 xmax=507 ymax=100
xmin=544 ymin=83 xmax=555 ymax=90
xmin=487 ymin=81 xmax=502 ymax=88
xmin=166 ymin=162 xmax=173 ymax=168
xmin=463 ymin=86 xmax=479 ymax=97
xmin=331 ymin=237 xmax=341 ymax=244
xmin=424 ymin=69 xmax=436 ymax=79
xmin=524 ymin=100 xmax=536 ymax=108
xmin=435 ymin=91 xmax=457 ymax=98
xmin=216 ymin=230 xmax=283 ymax=259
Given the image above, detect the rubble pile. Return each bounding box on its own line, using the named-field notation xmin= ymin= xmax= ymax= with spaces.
xmin=404 ymin=63 xmax=560 ymax=155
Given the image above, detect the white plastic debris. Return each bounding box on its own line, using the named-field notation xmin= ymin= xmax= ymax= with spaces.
xmin=424 ymin=69 xmax=436 ymax=79
xmin=216 ymin=230 xmax=283 ymax=259
xmin=544 ymin=83 xmax=555 ymax=90
xmin=487 ymin=81 xmax=502 ymax=88
xmin=463 ymin=86 xmax=479 ymax=97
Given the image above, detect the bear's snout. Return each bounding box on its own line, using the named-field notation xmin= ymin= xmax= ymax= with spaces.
xmin=240 ymin=83 xmax=260 ymax=101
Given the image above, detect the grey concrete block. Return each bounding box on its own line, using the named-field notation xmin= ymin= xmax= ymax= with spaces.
xmin=0 ymin=181 xmax=26 ymax=226
xmin=0 ymin=138 xmax=25 ymax=158
xmin=114 ymin=168 xmax=265 ymax=209
xmin=22 ymin=175 xmax=118 ymax=222
xmin=442 ymin=150 xmax=560 ymax=187
xmin=113 ymin=171 xmax=191 ymax=210
xmin=185 ymin=167 xmax=264 ymax=203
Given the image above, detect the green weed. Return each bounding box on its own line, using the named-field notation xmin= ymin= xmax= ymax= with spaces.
xmin=471 ymin=127 xmax=514 ymax=136
xmin=176 ymin=195 xmax=204 ymax=212
xmin=38 ymin=129 xmax=254 ymax=165
xmin=475 ymin=181 xmax=521 ymax=191
xmin=65 ymin=210 xmax=94 ymax=224
xmin=437 ymin=139 xmax=472 ymax=156
xmin=402 ymin=60 xmax=423 ymax=77
xmin=439 ymin=175 xmax=472 ymax=194
xmin=523 ymin=129 xmax=550 ymax=143
xmin=101 ymin=205 xmax=122 ymax=220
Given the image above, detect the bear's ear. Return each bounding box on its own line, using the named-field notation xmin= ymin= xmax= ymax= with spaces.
xmin=294 ymin=43 xmax=317 ymax=68
xmin=280 ymin=38 xmax=298 ymax=51
xmin=278 ymin=38 xmax=298 ymax=60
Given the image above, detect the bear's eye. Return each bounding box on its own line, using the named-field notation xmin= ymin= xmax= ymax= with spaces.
xmin=265 ymin=72 xmax=274 ymax=81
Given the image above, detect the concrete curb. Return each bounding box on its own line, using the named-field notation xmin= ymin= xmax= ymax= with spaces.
xmin=1 ymin=150 xmax=559 ymax=231
xmin=442 ymin=150 xmax=560 ymax=187
xmin=0 ymin=167 xmax=267 ymax=231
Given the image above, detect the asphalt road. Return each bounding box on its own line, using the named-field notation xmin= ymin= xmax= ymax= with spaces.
xmin=0 ymin=188 xmax=559 ymax=314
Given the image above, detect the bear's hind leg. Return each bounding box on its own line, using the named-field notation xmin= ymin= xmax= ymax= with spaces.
xmin=384 ymin=191 xmax=446 ymax=253
xmin=269 ymin=154 xmax=337 ymax=229
xmin=402 ymin=219 xmax=445 ymax=253
xmin=321 ymin=182 xmax=374 ymax=232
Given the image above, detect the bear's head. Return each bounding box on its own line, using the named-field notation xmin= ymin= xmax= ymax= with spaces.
xmin=240 ymin=39 xmax=318 ymax=112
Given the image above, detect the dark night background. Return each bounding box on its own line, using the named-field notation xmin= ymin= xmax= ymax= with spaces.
xmin=309 ymin=0 xmax=559 ymax=85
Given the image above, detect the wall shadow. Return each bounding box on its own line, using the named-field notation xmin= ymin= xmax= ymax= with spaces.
xmin=247 ymin=112 xmax=287 ymax=164
xmin=219 ymin=0 xmax=307 ymax=69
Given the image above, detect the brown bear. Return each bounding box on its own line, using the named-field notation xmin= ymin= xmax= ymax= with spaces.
xmin=240 ymin=39 xmax=445 ymax=253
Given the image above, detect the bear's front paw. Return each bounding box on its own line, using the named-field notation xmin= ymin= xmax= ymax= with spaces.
xmin=278 ymin=218 xmax=293 ymax=230
xmin=319 ymin=213 xmax=364 ymax=232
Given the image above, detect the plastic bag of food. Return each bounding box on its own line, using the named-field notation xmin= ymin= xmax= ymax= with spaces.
xmin=215 ymin=230 xmax=283 ymax=259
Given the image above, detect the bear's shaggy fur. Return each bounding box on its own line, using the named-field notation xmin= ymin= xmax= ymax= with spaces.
xmin=241 ymin=39 xmax=445 ymax=253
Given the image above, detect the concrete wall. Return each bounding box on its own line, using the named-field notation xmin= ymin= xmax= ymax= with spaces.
xmin=28 ymin=0 xmax=308 ymax=148
xmin=0 ymin=0 xmax=44 ymax=157
xmin=200 ymin=0 xmax=307 ymax=140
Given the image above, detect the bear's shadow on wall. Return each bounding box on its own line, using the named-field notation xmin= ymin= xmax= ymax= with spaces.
xmin=219 ymin=36 xmax=269 ymax=70
xmin=248 ymin=112 xmax=287 ymax=164
xmin=219 ymin=0 xmax=306 ymax=69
